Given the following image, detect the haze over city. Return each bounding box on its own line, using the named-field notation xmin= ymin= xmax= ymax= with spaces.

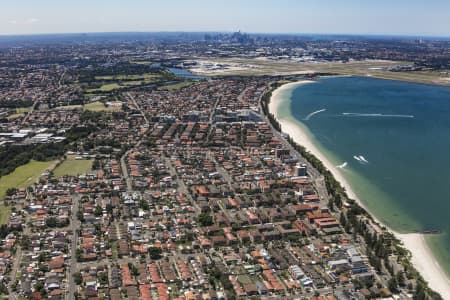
xmin=1 ymin=0 xmax=450 ymax=37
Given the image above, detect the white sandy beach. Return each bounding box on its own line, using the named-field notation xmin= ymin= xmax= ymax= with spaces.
xmin=269 ymin=81 xmax=450 ymax=298
xmin=398 ymin=233 xmax=450 ymax=298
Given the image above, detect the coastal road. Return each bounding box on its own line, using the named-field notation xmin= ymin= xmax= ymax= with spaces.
xmin=258 ymin=86 xmax=330 ymax=203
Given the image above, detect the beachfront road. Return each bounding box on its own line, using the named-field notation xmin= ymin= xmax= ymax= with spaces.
xmin=259 ymin=91 xmax=330 ymax=203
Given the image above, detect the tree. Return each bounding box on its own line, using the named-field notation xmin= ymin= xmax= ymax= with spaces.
xmin=94 ymin=205 xmax=103 ymax=216
xmin=92 ymin=159 xmax=101 ymax=170
xmin=6 ymin=188 xmax=17 ymax=197
xmin=106 ymin=204 xmax=113 ymax=214
xmin=396 ymin=271 xmax=406 ymax=287
xmin=34 ymin=281 xmax=46 ymax=295
xmin=139 ymin=199 xmax=149 ymax=210
xmin=0 ymin=283 xmax=8 ymax=295
xmin=0 ymin=225 xmax=10 ymax=239
xmin=328 ymin=198 xmax=334 ymax=211
xmin=414 ymin=282 xmax=427 ymax=300
xmin=388 ymin=277 xmax=398 ymax=293
xmin=128 ymin=262 xmax=140 ymax=276
xmin=45 ymin=217 xmax=58 ymax=228
xmin=210 ymin=265 xmax=234 ymax=295
xmin=198 ymin=213 xmax=213 ymax=226
xmin=77 ymin=210 xmax=85 ymax=222
xmin=76 ymin=249 xmax=83 ymax=261
xmin=20 ymin=235 xmax=31 ymax=250
xmin=74 ymin=272 xmax=82 ymax=285
xmin=38 ymin=263 xmax=49 ymax=273
xmin=148 ymin=247 xmax=163 ymax=260
xmin=98 ymin=272 xmax=108 ymax=285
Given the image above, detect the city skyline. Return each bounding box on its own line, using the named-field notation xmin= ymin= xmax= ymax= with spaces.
xmin=1 ymin=0 xmax=450 ymax=37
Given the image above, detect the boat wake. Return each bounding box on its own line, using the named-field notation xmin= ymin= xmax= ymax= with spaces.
xmin=337 ymin=162 xmax=348 ymax=169
xmin=358 ymin=155 xmax=369 ymax=163
xmin=304 ymin=109 xmax=326 ymax=120
xmin=342 ymin=112 xmax=414 ymax=118
xmin=353 ymin=155 xmax=369 ymax=164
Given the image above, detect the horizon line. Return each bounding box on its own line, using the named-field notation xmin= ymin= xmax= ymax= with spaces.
xmin=0 ymin=30 xmax=449 ymax=40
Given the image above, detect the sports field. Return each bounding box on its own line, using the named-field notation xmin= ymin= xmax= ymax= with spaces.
xmin=157 ymin=81 xmax=195 ymax=90
xmin=53 ymin=157 xmax=93 ymax=178
xmin=0 ymin=160 xmax=57 ymax=200
xmin=84 ymin=101 xmax=121 ymax=112
xmin=0 ymin=160 xmax=58 ymax=224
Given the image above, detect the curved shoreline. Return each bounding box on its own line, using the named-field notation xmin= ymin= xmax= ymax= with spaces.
xmin=268 ymin=80 xmax=450 ymax=298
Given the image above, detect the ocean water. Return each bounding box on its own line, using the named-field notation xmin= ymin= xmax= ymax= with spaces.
xmin=279 ymin=77 xmax=450 ymax=276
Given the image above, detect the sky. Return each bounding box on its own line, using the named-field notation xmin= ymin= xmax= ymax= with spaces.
xmin=1 ymin=0 xmax=450 ymax=37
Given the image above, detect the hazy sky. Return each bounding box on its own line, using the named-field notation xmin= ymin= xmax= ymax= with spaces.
xmin=1 ymin=0 xmax=449 ymax=36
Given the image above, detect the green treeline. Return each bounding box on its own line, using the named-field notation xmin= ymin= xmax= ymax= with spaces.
xmin=0 ymin=125 xmax=96 ymax=177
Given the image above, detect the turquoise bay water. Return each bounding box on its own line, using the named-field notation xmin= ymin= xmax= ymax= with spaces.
xmin=279 ymin=77 xmax=450 ymax=276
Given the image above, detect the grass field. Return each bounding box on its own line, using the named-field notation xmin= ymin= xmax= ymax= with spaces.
xmin=0 ymin=160 xmax=58 ymax=200
xmin=94 ymin=73 xmax=160 ymax=80
xmin=0 ymin=206 xmax=11 ymax=225
xmin=86 ymin=73 xmax=164 ymax=93
xmin=87 ymin=83 xmax=122 ymax=92
xmin=56 ymin=104 xmax=83 ymax=110
xmin=53 ymin=157 xmax=93 ymax=178
xmin=84 ymin=101 xmax=121 ymax=112
xmin=158 ymin=81 xmax=195 ymax=90
xmin=122 ymin=80 xmax=144 ymax=86
xmin=15 ymin=107 xmax=32 ymax=113
xmin=0 ymin=160 xmax=58 ymax=224
xmin=51 ymin=101 xmax=122 ymax=112
xmin=84 ymin=101 xmax=108 ymax=111
xmin=86 ymin=79 xmax=156 ymax=93
xmin=237 ymin=275 xmax=253 ymax=285
xmin=7 ymin=113 xmax=25 ymax=119
xmin=6 ymin=107 xmax=32 ymax=119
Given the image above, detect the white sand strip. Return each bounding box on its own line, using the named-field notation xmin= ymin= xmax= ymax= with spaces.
xmin=397 ymin=233 xmax=450 ymax=297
